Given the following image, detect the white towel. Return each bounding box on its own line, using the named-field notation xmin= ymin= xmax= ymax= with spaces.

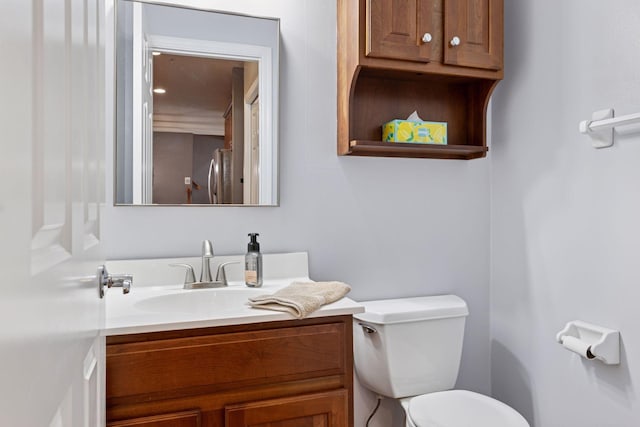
xmin=248 ymin=281 xmax=351 ymax=318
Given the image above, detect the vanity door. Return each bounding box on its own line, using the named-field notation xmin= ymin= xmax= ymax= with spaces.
xmin=225 ymin=390 xmax=348 ymax=427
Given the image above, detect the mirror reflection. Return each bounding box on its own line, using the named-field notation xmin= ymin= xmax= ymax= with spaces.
xmin=151 ymin=53 xmax=259 ymax=205
xmin=115 ymin=0 xmax=279 ymax=206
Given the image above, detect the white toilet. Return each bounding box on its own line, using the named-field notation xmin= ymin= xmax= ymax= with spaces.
xmin=353 ymin=295 xmax=529 ymax=427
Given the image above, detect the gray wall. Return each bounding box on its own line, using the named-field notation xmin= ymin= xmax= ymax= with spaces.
xmin=490 ymin=0 xmax=640 ymax=426
xmin=153 ymin=132 xmax=193 ymax=204
xmin=153 ymin=133 xmax=223 ymax=204
xmin=105 ymin=1 xmax=491 ymax=426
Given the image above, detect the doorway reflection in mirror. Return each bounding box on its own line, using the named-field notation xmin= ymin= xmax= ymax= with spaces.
xmin=149 ymin=53 xmax=260 ymax=205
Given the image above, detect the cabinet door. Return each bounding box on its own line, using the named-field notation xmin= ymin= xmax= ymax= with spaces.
xmin=444 ymin=0 xmax=503 ymax=70
xmin=366 ymin=0 xmax=433 ymax=62
xmin=226 ymin=390 xmax=348 ymax=427
xmin=107 ymin=410 xmax=201 ymax=427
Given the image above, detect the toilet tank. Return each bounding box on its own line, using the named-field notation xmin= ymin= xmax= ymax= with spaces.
xmin=353 ymin=295 xmax=468 ymax=399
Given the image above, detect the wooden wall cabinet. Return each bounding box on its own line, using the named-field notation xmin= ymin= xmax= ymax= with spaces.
xmin=338 ymin=0 xmax=503 ymax=160
xmin=106 ymin=316 xmax=353 ymax=427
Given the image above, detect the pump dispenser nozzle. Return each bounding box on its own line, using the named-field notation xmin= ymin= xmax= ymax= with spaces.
xmin=248 ymin=233 xmax=260 ymax=252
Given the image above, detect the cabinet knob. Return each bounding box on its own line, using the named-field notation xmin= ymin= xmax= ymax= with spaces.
xmin=450 ymin=36 xmax=461 ymax=47
xmin=421 ymin=32 xmax=432 ymax=43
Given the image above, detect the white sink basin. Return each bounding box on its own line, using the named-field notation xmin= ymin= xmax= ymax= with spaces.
xmin=133 ymin=287 xmax=267 ymax=314
xmin=101 ymin=252 xmax=363 ymax=335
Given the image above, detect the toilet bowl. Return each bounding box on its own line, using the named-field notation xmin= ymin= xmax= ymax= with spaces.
xmin=402 ymin=390 xmax=528 ymax=427
xmin=353 ymin=295 xmax=529 ymax=427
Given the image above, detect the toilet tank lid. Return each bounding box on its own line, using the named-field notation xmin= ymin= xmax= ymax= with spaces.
xmin=354 ymin=295 xmax=468 ymax=324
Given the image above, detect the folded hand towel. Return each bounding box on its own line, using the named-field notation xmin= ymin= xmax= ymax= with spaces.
xmin=248 ymin=281 xmax=351 ymax=318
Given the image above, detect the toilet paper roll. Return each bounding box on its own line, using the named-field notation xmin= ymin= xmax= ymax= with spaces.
xmin=562 ymin=336 xmax=595 ymax=359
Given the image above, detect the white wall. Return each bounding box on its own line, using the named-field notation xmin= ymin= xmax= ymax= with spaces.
xmin=105 ymin=1 xmax=492 ymax=425
xmin=491 ymin=1 xmax=640 ymax=426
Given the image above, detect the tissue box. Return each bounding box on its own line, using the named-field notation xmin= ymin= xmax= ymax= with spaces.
xmin=382 ymin=119 xmax=447 ymax=144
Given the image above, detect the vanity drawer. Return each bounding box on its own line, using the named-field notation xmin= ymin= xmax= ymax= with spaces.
xmin=106 ymin=321 xmax=347 ymax=401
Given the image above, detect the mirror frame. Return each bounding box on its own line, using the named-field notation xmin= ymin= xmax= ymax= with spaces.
xmin=114 ymin=0 xmax=279 ymax=206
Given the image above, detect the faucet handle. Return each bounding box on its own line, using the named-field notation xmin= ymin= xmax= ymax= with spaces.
xmin=170 ymin=263 xmax=196 ymax=286
xmin=215 ymin=261 xmax=240 ymax=286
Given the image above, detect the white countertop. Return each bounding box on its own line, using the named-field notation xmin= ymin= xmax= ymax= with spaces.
xmin=102 ymin=280 xmax=363 ymax=336
xmin=101 ymin=253 xmax=363 ymax=336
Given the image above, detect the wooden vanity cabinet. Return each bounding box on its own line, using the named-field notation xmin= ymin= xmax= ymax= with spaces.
xmin=338 ymin=0 xmax=503 ymax=159
xmin=105 ymin=316 xmax=353 ymax=427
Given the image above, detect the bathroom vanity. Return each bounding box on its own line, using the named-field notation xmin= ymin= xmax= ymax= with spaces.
xmin=102 ymin=253 xmax=363 ymax=427
xmin=106 ymin=316 xmax=352 ymax=426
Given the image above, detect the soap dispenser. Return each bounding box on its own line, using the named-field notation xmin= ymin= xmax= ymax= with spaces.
xmin=245 ymin=233 xmax=263 ymax=287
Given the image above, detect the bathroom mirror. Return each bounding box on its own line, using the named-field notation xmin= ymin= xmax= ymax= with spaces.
xmin=115 ymin=0 xmax=279 ymax=205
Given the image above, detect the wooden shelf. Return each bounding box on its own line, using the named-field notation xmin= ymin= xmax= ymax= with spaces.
xmin=339 ymin=71 xmax=497 ymax=160
xmin=337 ymin=0 xmax=503 ymax=161
xmin=347 ymin=140 xmax=488 ymax=160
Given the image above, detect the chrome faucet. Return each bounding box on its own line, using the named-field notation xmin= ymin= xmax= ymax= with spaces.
xmin=200 ymin=239 xmax=214 ymax=282
xmin=170 ymin=240 xmax=239 ymax=289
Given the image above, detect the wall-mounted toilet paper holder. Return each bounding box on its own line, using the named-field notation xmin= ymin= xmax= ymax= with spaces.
xmin=556 ymin=320 xmax=620 ymax=365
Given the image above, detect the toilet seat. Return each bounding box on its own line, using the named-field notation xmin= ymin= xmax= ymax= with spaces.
xmin=408 ymin=390 xmax=529 ymax=427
